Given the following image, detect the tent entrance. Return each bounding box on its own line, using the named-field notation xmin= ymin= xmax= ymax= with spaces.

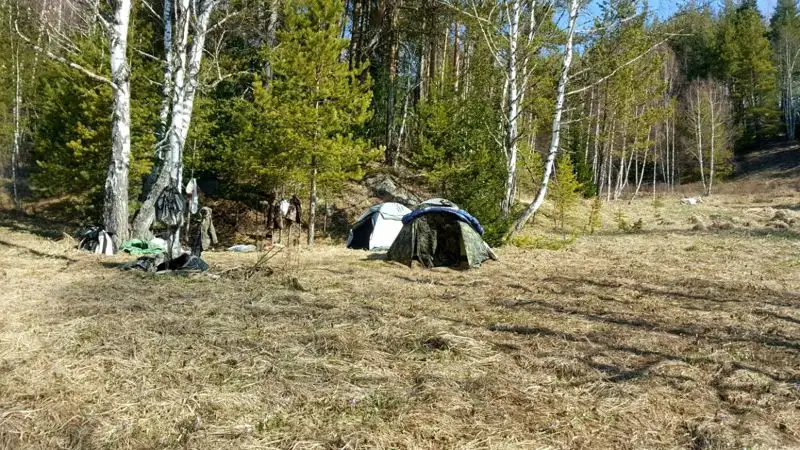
xmin=348 ymin=219 xmax=374 ymax=249
xmin=431 ymin=220 xmax=465 ymax=267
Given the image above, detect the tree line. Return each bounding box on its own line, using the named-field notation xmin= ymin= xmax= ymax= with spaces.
xmin=0 ymin=0 xmax=791 ymax=245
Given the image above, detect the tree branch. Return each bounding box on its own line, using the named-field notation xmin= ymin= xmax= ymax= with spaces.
xmin=15 ymin=21 xmax=117 ymax=89
xmin=567 ymin=36 xmax=669 ymax=97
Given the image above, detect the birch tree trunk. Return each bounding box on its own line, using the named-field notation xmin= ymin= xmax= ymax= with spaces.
xmin=671 ymin=114 xmax=676 ymax=189
xmin=501 ymin=0 xmax=522 ymax=217
xmin=629 ymin=138 xmax=649 ymax=203
xmin=506 ymin=0 xmax=580 ymax=238
xmin=132 ymin=0 xmax=219 ymax=246
xmin=102 ymin=0 xmax=133 ymax=246
xmin=11 ymin=26 xmax=21 ymax=210
xmin=142 ymin=0 xmax=175 ymax=196
xmin=15 ymin=0 xmax=134 ymax=244
xmin=591 ymin=94 xmax=602 ymax=183
xmin=707 ymin=87 xmax=716 ymax=196
xmin=693 ymin=85 xmax=706 ymax=192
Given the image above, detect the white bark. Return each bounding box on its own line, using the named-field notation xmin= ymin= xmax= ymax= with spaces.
xmin=501 ymin=0 xmax=522 ymax=216
xmin=11 ymin=23 xmax=21 ymax=210
xmin=133 ymin=0 xmax=220 ymax=245
xmin=694 ymin=85 xmax=706 ymax=192
xmin=459 ymin=0 xmax=540 ymax=216
xmin=708 ymin=87 xmax=716 ymax=196
xmin=507 ymin=0 xmax=580 ymax=238
xmin=17 ymin=0 xmax=131 ymax=243
xmin=103 ymin=0 xmax=133 ymax=246
xmin=629 ymin=127 xmax=651 ymax=203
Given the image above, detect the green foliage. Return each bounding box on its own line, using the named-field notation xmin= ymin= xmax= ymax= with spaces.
xmin=226 ymin=0 xmax=377 ymax=199
xmin=28 ymin=28 xmax=157 ymax=219
xmin=411 ymin=72 xmax=509 ymax=245
xmin=550 ymin=154 xmax=582 ymax=235
xmin=667 ymin=6 xmax=720 ymax=80
xmin=614 ymin=208 xmax=629 ymax=231
xmin=510 ymin=234 xmax=576 ymax=250
xmin=571 ymin=142 xmax=597 ymax=197
xmin=587 ymin=196 xmax=603 ymax=234
xmin=717 ymin=1 xmax=779 ymax=142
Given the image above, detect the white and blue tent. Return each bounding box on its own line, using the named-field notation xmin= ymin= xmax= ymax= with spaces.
xmin=346 ymin=202 xmax=412 ymax=251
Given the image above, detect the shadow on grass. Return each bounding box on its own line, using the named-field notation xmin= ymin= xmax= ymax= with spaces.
xmin=0 ymin=238 xmax=78 ymax=263
xmin=0 ymin=211 xmax=77 ymax=240
xmin=593 ymin=226 xmax=800 ymax=241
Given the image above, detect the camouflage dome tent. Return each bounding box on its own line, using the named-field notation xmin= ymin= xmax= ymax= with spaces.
xmin=387 ymin=199 xmax=496 ymax=268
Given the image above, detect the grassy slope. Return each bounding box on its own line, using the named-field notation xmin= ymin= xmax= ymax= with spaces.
xmin=1 ymin=150 xmax=800 ymax=449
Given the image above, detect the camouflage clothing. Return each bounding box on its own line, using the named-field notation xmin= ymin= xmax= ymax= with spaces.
xmin=190 ymin=207 xmax=217 ymax=257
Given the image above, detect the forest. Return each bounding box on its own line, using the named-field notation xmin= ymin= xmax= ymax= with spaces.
xmin=0 ymin=0 xmax=794 ymax=244
xmin=3 ymin=0 xmax=800 ymax=447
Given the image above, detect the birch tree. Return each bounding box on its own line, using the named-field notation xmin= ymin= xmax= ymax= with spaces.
xmin=771 ymin=0 xmax=800 ymax=140
xmin=132 ymin=0 xmax=221 ymax=253
xmin=447 ymin=0 xmax=553 ymax=217
xmin=506 ymin=0 xmax=580 ymax=237
xmin=682 ymin=79 xmax=732 ymax=195
xmin=16 ymin=0 xmax=132 ymax=245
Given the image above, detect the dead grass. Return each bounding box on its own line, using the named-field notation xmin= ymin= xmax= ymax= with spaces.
xmin=1 ymin=182 xmax=800 ymax=449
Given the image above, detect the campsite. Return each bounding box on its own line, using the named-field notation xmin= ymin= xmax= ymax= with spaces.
xmin=2 ymin=0 xmax=800 ymax=447
xmin=2 ymin=149 xmax=800 ymax=448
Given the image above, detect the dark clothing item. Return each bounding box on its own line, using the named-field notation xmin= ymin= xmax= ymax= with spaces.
xmin=190 ymin=207 xmax=217 ymax=257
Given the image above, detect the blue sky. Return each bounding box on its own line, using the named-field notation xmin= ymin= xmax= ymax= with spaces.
xmin=578 ymin=0 xmax=778 ymax=28
xmin=646 ymin=0 xmax=777 ymax=18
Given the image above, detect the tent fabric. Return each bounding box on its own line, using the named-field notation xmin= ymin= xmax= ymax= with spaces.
xmin=419 ymin=198 xmax=459 ymax=209
xmin=402 ymin=206 xmax=485 ymax=235
xmin=121 ymin=239 xmax=166 ymax=255
xmin=387 ymin=211 xmax=492 ymax=269
xmin=347 ymin=202 xmax=411 ymax=250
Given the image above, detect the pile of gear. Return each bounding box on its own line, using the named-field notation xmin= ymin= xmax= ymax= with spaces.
xmin=77 ymin=177 xmax=218 ymax=274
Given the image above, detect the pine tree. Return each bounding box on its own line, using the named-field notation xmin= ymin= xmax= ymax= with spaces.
xmin=587 ymin=196 xmax=603 ymax=234
xmin=718 ymin=1 xmax=778 ymax=143
xmin=256 ymin=0 xmax=376 ymax=245
xmin=550 ymin=154 xmax=582 ymax=236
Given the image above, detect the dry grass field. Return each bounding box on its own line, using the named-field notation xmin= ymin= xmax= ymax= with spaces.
xmin=1 ymin=163 xmax=800 ymax=448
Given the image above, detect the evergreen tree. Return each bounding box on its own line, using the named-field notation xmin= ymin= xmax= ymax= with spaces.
xmin=550 ymin=154 xmax=582 ymax=236
xmin=718 ymin=1 xmax=778 ymax=143
xmin=250 ymin=0 xmax=376 ymax=243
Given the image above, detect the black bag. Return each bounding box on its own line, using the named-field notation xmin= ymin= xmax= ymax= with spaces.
xmin=156 ymin=185 xmax=185 ymax=227
xmin=78 ymin=226 xmax=117 ymax=255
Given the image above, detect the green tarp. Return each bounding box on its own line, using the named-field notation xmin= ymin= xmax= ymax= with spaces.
xmin=120 ymin=239 xmax=166 ymax=256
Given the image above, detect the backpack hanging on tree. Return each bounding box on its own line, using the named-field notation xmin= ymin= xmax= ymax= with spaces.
xmin=156 ymin=185 xmax=185 ymax=227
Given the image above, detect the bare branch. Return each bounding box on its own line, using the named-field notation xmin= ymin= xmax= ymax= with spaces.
xmin=567 ymin=37 xmax=670 ymax=97
xmin=140 ymin=0 xmax=165 ymax=22
xmin=207 ymin=9 xmax=239 ymax=34
xmin=15 ymin=20 xmax=117 ymax=89
xmin=134 ymin=47 xmax=166 ymax=65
